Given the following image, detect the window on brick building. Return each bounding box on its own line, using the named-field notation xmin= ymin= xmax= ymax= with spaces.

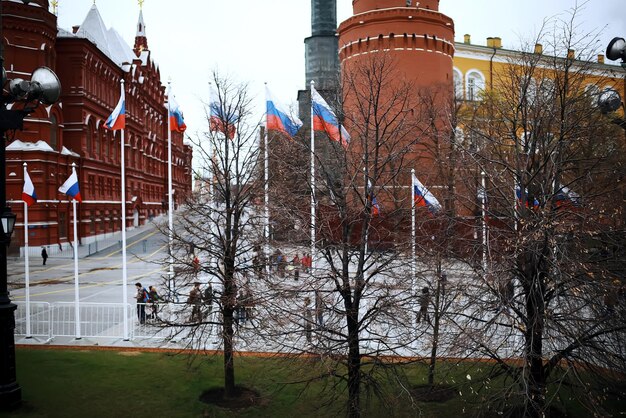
xmin=59 ymin=212 xmax=67 ymax=239
xmin=95 ymin=127 xmax=101 ymax=159
xmin=89 ymin=175 xmax=95 ymax=196
xmin=112 ymin=133 xmax=117 ymax=163
xmin=50 ymin=114 xmax=58 ymax=149
xmin=86 ymin=125 xmax=92 ymax=156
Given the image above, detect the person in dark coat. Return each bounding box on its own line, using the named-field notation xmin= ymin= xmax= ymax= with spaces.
xmin=416 ymin=287 xmax=430 ymax=324
xmin=41 ymin=247 xmax=48 ymax=265
xmin=188 ymin=282 xmax=203 ymax=322
xmin=148 ymin=286 xmax=160 ymax=320
xmin=135 ymin=282 xmax=149 ymax=324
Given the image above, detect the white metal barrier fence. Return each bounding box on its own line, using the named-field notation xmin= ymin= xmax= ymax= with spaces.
xmin=14 ymin=301 xmax=52 ymax=341
xmin=50 ymin=302 xmax=132 ymax=339
xmin=13 ymin=302 xmax=220 ymax=343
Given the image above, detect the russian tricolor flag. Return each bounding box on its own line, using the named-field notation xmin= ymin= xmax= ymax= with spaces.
xmin=367 ymin=179 xmax=380 ymax=216
xmin=104 ymin=89 xmax=125 ymax=131
xmin=266 ymin=86 xmax=303 ymax=138
xmin=311 ymin=86 xmax=350 ymax=148
xmin=412 ymin=173 xmax=441 ymax=213
xmin=22 ymin=169 xmax=37 ymax=207
xmin=555 ymin=185 xmax=580 ymax=209
xmin=59 ymin=170 xmax=82 ymax=203
xmin=209 ymin=85 xmax=237 ymax=139
xmin=169 ymin=94 xmax=187 ymax=133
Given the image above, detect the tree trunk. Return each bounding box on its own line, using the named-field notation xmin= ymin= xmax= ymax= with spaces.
xmin=223 ymin=261 xmax=237 ymax=398
xmin=428 ymin=263 xmax=443 ymax=385
xmin=223 ymin=307 xmax=236 ymax=397
xmin=522 ymin=248 xmax=547 ymax=418
xmin=347 ymin=308 xmax=361 ymax=418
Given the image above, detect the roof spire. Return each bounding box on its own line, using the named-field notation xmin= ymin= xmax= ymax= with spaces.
xmin=133 ymin=4 xmax=149 ymax=56
xmin=51 ymin=0 xmax=58 ymax=15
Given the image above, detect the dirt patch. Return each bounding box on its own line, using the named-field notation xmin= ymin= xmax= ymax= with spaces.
xmin=199 ymin=386 xmax=266 ymax=409
xmin=411 ymin=384 xmax=457 ymax=403
xmin=88 ymin=267 xmax=115 ymax=272
xmin=118 ymin=351 xmax=143 ymax=357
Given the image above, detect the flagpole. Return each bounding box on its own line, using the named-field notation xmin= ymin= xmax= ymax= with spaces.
xmin=411 ymin=169 xmax=416 ymax=293
xmin=263 ymin=121 xmax=270 ymax=278
xmin=23 ymin=163 xmax=31 ymax=338
xmin=71 ymin=162 xmax=80 ymax=339
xmin=120 ymin=79 xmax=129 ymax=340
xmin=167 ymin=81 xmax=174 ymax=297
xmin=481 ymin=171 xmax=487 ymax=272
xmin=310 ymin=80 xmax=316 ymax=276
xmin=208 ymin=132 xmax=215 ymax=277
xmin=364 ymin=168 xmax=369 ymax=256
xmin=480 ymin=171 xmax=487 ymax=273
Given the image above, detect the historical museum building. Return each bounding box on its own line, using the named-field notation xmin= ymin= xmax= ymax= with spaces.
xmin=2 ymin=0 xmax=192 ymax=254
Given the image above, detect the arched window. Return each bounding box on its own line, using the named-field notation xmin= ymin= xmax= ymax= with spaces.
xmin=466 ymin=70 xmax=485 ymax=101
xmin=453 ymin=68 xmax=463 ymax=100
xmin=537 ymin=78 xmax=555 ymax=103
xmin=86 ymin=122 xmax=93 ymax=156
xmin=111 ymin=132 xmax=117 ymax=163
xmin=49 ymin=114 xmax=58 ymax=149
xmin=585 ymin=84 xmax=600 ymax=107
xmin=94 ymin=126 xmax=101 ymax=159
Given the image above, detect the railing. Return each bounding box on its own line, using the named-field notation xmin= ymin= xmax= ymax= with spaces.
xmin=14 ymin=301 xmax=53 ymax=341
xmin=51 ymin=302 xmax=132 ymax=339
xmin=13 ymin=301 xmax=221 ymax=343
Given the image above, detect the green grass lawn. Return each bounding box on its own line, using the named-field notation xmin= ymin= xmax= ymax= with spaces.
xmin=2 ymin=348 xmax=624 ymax=418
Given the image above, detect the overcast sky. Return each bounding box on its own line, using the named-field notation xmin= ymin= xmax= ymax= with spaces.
xmin=56 ymin=0 xmax=624 ymax=140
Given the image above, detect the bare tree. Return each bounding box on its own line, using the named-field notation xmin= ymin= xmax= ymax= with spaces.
xmin=157 ymin=72 xmax=263 ymax=400
xmin=259 ymin=55 xmax=441 ymax=418
xmin=450 ymin=10 xmax=626 ymax=417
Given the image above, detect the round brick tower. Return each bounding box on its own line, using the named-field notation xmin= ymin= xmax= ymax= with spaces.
xmin=338 ymin=0 xmax=454 ymax=90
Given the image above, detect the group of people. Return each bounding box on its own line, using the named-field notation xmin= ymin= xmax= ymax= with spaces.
xmin=270 ymin=250 xmax=312 ymax=280
xmin=134 ymin=282 xmax=161 ymax=324
xmin=187 ymin=281 xmax=214 ymax=323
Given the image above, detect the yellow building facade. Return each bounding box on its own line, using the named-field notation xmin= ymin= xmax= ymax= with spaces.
xmin=452 ymin=34 xmax=625 ymax=110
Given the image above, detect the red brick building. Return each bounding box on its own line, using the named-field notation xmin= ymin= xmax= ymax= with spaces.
xmin=2 ymin=0 xmax=192 ymax=254
xmin=337 ymin=0 xmax=457 ymax=214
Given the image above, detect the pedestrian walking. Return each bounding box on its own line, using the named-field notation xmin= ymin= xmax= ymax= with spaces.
xmin=303 ymin=253 xmax=312 ymax=273
xmin=292 ymin=253 xmax=300 ymax=280
xmin=148 ymin=285 xmax=161 ymax=320
xmin=497 ymin=277 xmax=514 ymax=313
xmin=253 ymin=253 xmax=263 ymax=278
xmin=41 ymin=247 xmax=48 ymax=265
xmin=277 ymin=250 xmax=285 ymax=278
xmin=135 ymin=282 xmax=150 ymax=324
xmin=187 ymin=282 xmax=203 ymax=322
xmin=304 ymin=297 xmax=313 ymax=343
xmin=416 ymin=287 xmax=430 ymax=324
xmin=192 ymin=256 xmax=200 ymax=277
xmin=315 ymin=290 xmax=324 ymax=328
xmin=203 ymin=282 xmax=213 ymax=318
xmin=271 ymin=249 xmax=280 ymax=273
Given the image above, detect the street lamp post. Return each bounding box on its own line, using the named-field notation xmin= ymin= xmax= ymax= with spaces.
xmin=604 ymin=37 xmax=626 ymax=131
xmin=0 ymin=126 xmax=19 ymax=408
xmin=0 ymin=4 xmax=61 ymax=405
